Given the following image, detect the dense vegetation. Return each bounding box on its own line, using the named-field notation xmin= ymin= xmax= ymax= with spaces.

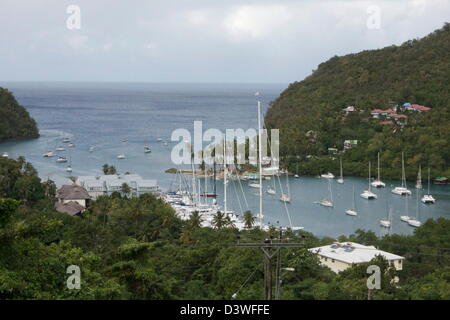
xmin=0 ymin=157 xmax=449 ymax=299
xmin=265 ymin=24 xmax=450 ymax=180
xmin=0 ymin=87 xmax=39 ymax=142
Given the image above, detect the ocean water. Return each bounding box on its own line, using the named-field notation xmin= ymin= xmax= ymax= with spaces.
xmin=1 ymin=82 xmax=449 ymax=237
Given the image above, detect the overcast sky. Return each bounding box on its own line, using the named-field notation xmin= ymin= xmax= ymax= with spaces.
xmin=0 ymin=0 xmax=448 ymax=83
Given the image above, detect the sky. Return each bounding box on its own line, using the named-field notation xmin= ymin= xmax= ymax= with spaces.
xmin=0 ymin=0 xmax=448 ymax=83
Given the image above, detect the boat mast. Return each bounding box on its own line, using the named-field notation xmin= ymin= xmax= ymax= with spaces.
xmin=377 ymin=152 xmax=381 ymax=181
xmin=223 ymin=134 xmax=227 ymax=215
xmin=368 ymin=161 xmax=372 ymax=191
xmin=257 ymin=97 xmax=263 ymax=228
xmin=401 ymin=152 xmax=405 ymax=188
xmin=427 ymin=167 xmax=431 ymax=194
xmin=340 ymin=157 xmax=343 ymax=180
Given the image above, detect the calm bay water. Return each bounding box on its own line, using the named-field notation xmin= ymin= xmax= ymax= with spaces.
xmin=1 ymin=82 xmax=449 ymax=237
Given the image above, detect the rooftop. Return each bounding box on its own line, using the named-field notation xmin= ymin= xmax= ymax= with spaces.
xmin=55 ymin=201 xmax=85 ymax=216
xmin=57 ymin=184 xmax=91 ymax=200
xmin=309 ymin=242 xmax=404 ymax=264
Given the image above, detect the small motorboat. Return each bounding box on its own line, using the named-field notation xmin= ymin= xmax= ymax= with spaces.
xmin=117 ymin=154 xmax=126 ymax=159
xmin=144 ymin=146 xmax=151 ymax=153
xmin=400 ymin=216 xmax=411 ymax=222
xmin=56 ymin=156 xmax=68 ymax=163
xmin=321 ymin=172 xmax=334 ymax=179
xmin=62 ymin=137 xmax=71 ymax=143
xmin=89 ymin=146 xmax=95 ymax=152
xmin=56 ymin=146 xmax=65 ymax=151
xmin=43 ymin=151 xmax=54 ymax=157
xmin=266 ymin=187 xmax=276 ymax=195
xmin=68 ymin=143 xmax=75 ymax=148
xmin=66 ymin=166 xmax=72 ymax=173
xmin=2 ymin=152 xmax=8 ymax=158
xmin=249 ymin=182 xmax=261 ymax=188
xmin=345 ymin=209 xmax=357 ymax=216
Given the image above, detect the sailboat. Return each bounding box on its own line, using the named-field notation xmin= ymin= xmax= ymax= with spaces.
xmin=400 ymin=194 xmax=411 ymax=222
xmin=415 ymin=165 xmax=423 ymax=189
xmin=380 ymin=205 xmax=392 ymax=228
xmin=62 ymin=137 xmax=71 ymax=143
xmin=320 ymin=179 xmax=333 ymax=207
xmin=421 ymin=168 xmax=436 ymax=204
xmin=56 ymin=156 xmax=68 ymax=163
xmin=117 ymin=154 xmax=126 ymax=159
xmin=294 ymin=163 xmax=300 ymax=178
xmin=408 ymin=189 xmax=422 ymax=227
xmin=371 ymin=152 xmax=385 ymax=188
xmin=2 ymin=152 xmax=8 ymax=158
xmin=360 ymin=162 xmax=377 ymax=199
xmin=267 ymin=174 xmax=276 ymax=194
xmin=345 ymin=186 xmax=357 ymax=216
xmin=56 ymin=146 xmax=65 ymax=151
xmin=66 ymin=149 xmax=73 ymax=172
xmin=144 ymin=145 xmax=151 ymax=153
xmin=392 ymin=152 xmax=412 ymax=196
xmin=337 ymin=157 xmax=344 ymax=184
xmin=43 ymin=151 xmax=54 ymax=157
xmin=280 ymin=171 xmax=291 ymax=203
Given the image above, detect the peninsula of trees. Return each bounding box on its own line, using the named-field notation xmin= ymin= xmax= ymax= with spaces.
xmin=0 ymin=87 xmax=39 ymax=142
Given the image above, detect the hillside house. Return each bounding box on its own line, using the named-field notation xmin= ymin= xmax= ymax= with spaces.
xmin=309 ymin=242 xmax=404 ymax=273
xmin=55 ymin=184 xmax=91 ymax=216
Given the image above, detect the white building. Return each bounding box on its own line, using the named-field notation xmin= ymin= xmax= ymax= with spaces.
xmin=309 ymin=242 xmax=404 ymax=273
xmin=75 ymin=174 xmax=160 ymax=199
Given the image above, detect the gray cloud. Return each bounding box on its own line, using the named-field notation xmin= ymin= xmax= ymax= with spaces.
xmin=0 ymin=0 xmax=448 ymax=83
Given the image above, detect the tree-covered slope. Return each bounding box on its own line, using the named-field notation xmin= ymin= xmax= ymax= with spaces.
xmin=266 ymin=24 xmax=450 ymax=180
xmin=0 ymin=87 xmax=39 ymax=142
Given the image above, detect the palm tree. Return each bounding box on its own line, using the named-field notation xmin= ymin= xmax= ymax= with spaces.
xmin=225 ymin=215 xmax=236 ymax=229
xmin=189 ymin=211 xmax=203 ymax=229
xmin=122 ymin=183 xmax=131 ymax=198
xmin=243 ymin=210 xmax=255 ymax=229
xmin=212 ymin=211 xmax=227 ymax=230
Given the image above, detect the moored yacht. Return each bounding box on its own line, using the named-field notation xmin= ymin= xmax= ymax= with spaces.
xmin=266 ymin=187 xmax=276 ymax=195
xmin=380 ymin=206 xmax=392 ymax=228
xmin=249 ymin=182 xmax=261 ymax=188
xmin=280 ymin=193 xmax=290 ymax=203
xmin=56 ymin=146 xmax=65 ymax=151
xmin=62 ymin=137 xmax=71 ymax=143
xmin=371 ymin=152 xmax=385 ymax=188
xmin=346 ymin=186 xmax=358 ymax=216
xmin=392 ymin=152 xmax=411 ymax=196
xmin=2 ymin=152 xmax=8 ymax=158
xmin=43 ymin=151 xmax=54 ymax=157
xmin=360 ymin=162 xmax=377 ymax=199
xmin=144 ymin=145 xmax=151 ymax=153
xmin=117 ymin=154 xmax=126 ymax=159
xmin=321 ymin=172 xmax=334 ymax=179
xmin=320 ymin=179 xmax=333 ymax=207
xmin=421 ymin=168 xmax=436 ymax=204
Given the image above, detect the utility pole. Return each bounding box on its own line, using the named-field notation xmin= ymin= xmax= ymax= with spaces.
xmin=237 ymin=237 xmax=304 ymax=300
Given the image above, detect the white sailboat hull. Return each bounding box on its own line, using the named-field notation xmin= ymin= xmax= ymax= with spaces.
xmin=360 ymin=190 xmax=377 ymax=199
xmin=391 ymin=187 xmax=411 ymax=196
xmin=421 ymin=195 xmax=435 ymax=204
xmin=400 ymin=216 xmax=411 ymax=222
xmin=408 ymin=219 xmax=422 ymax=227
xmin=380 ymin=220 xmax=391 ymax=228
xmin=371 ymin=180 xmax=385 ymax=188
xmin=345 ymin=209 xmax=357 ymax=216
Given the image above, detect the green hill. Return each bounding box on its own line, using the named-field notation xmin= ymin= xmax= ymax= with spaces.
xmin=265 ymin=24 xmax=450 ymax=180
xmin=0 ymin=87 xmax=39 ymax=142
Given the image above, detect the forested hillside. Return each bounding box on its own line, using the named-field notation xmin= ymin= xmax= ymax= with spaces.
xmin=265 ymin=24 xmax=450 ymax=180
xmin=0 ymin=87 xmax=39 ymax=142
xmin=1 ymin=157 xmax=449 ymax=300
